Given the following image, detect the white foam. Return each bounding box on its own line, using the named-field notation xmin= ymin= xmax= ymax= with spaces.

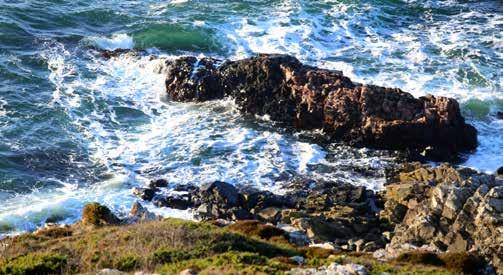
xmin=89 ymin=33 xmax=134 ymax=51
xmin=220 ymin=0 xmax=502 ymax=174
xmin=1 ymin=41 xmax=395 ymax=236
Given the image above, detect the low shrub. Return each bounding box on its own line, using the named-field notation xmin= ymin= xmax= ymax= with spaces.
xmin=0 ymin=253 xmax=67 ymax=275
xmin=395 ymin=251 xmax=444 ymax=266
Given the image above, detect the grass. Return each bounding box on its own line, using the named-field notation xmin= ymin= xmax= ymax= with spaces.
xmin=0 ymin=206 xmax=484 ymax=274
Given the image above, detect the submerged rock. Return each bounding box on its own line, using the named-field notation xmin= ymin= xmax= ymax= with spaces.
xmin=162 ymin=54 xmax=477 ymax=158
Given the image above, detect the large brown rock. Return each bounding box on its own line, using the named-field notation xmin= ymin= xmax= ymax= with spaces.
xmin=163 ymin=54 xmax=477 ymax=157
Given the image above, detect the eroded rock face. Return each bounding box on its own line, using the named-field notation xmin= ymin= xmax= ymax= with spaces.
xmin=163 ymin=54 xmax=477 ymax=157
xmin=382 ymin=164 xmax=503 ymax=272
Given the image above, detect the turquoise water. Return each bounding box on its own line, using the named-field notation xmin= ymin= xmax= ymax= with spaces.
xmin=0 ymin=0 xmax=502 ymax=235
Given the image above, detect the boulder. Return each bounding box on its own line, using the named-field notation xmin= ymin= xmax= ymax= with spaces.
xmin=163 ymin=54 xmax=477 ymax=158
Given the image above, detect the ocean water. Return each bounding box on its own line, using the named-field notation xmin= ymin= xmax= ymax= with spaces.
xmin=0 ymin=0 xmax=501 ymax=236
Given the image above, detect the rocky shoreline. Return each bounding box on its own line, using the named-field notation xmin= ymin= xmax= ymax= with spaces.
xmin=2 ymin=162 xmax=500 ymax=274
xmin=131 ymin=162 xmax=503 ymax=274
xmin=1 ymin=51 xmax=501 ymax=274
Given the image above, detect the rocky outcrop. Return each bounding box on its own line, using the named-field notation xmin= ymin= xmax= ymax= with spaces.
xmin=381 ymin=164 xmax=503 ymax=272
xmin=162 ymin=54 xmax=477 ymax=158
xmin=133 ymin=179 xmax=384 ymax=252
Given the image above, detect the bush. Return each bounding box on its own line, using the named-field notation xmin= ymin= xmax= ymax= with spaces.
xmin=227 ymin=220 xmax=286 ymax=241
xmin=395 ymin=251 xmax=444 ymax=266
xmin=0 ymin=253 xmax=67 ymax=275
xmin=115 ymin=255 xmax=140 ymax=271
xmin=152 ymin=249 xmax=193 ymax=264
xmin=440 ymin=252 xmax=486 ymax=274
xmin=81 ymin=202 xmax=119 ymax=226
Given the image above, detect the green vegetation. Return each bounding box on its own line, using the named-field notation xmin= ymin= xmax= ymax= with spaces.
xmin=394 ymin=251 xmax=487 ymax=275
xmin=0 ymin=212 xmax=480 ymax=274
xmin=81 ymin=202 xmax=119 ymax=226
xmin=0 ymin=253 xmax=67 ymax=275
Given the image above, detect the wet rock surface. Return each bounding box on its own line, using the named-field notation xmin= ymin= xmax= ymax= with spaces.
xmin=162 ymin=54 xmax=477 ymax=158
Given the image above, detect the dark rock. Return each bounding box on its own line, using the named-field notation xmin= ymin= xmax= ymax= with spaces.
xmin=497 ymin=167 xmax=503 ymax=177
xmin=242 ymin=189 xmax=292 ymax=211
xmin=148 ymin=179 xmax=168 ymax=188
xmin=132 ymin=187 xmax=157 ymax=201
xmin=150 ymin=194 xmax=191 ymax=210
xmin=98 ymin=48 xmax=141 ymax=59
xmin=496 ymin=111 xmax=503 ymax=119
xmin=164 ymin=194 xmax=192 ymax=210
xmin=163 ymin=54 xmax=477 ymax=157
xmin=164 ymin=57 xmax=223 ymax=102
xmin=174 ymin=184 xmax=198 ymax=192
xmin=199 ymin=181 xmax=240 ymax=207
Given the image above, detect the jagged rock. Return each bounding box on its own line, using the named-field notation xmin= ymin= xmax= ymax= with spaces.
xmin=383 ymin=164 xmax=503 ymax=272
xmin=164 ymin=56 xmax=223 ymax=102
xmin=132 ymin=187 xmax=157 ymax=201
xmin=128 ymin=202 xmax=160 ymax=223
xmin=198 ymin=181 xmax=240 ymax=207
xmin=257 ymin=207 xmax=282 ymax=222
xmin=278 ymin=223 xmax=310 ymax=246
xmin=191 ymin=181 xmax=251 ymax=220
xmin=163 ymin=54 xmax=477 ymax=158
